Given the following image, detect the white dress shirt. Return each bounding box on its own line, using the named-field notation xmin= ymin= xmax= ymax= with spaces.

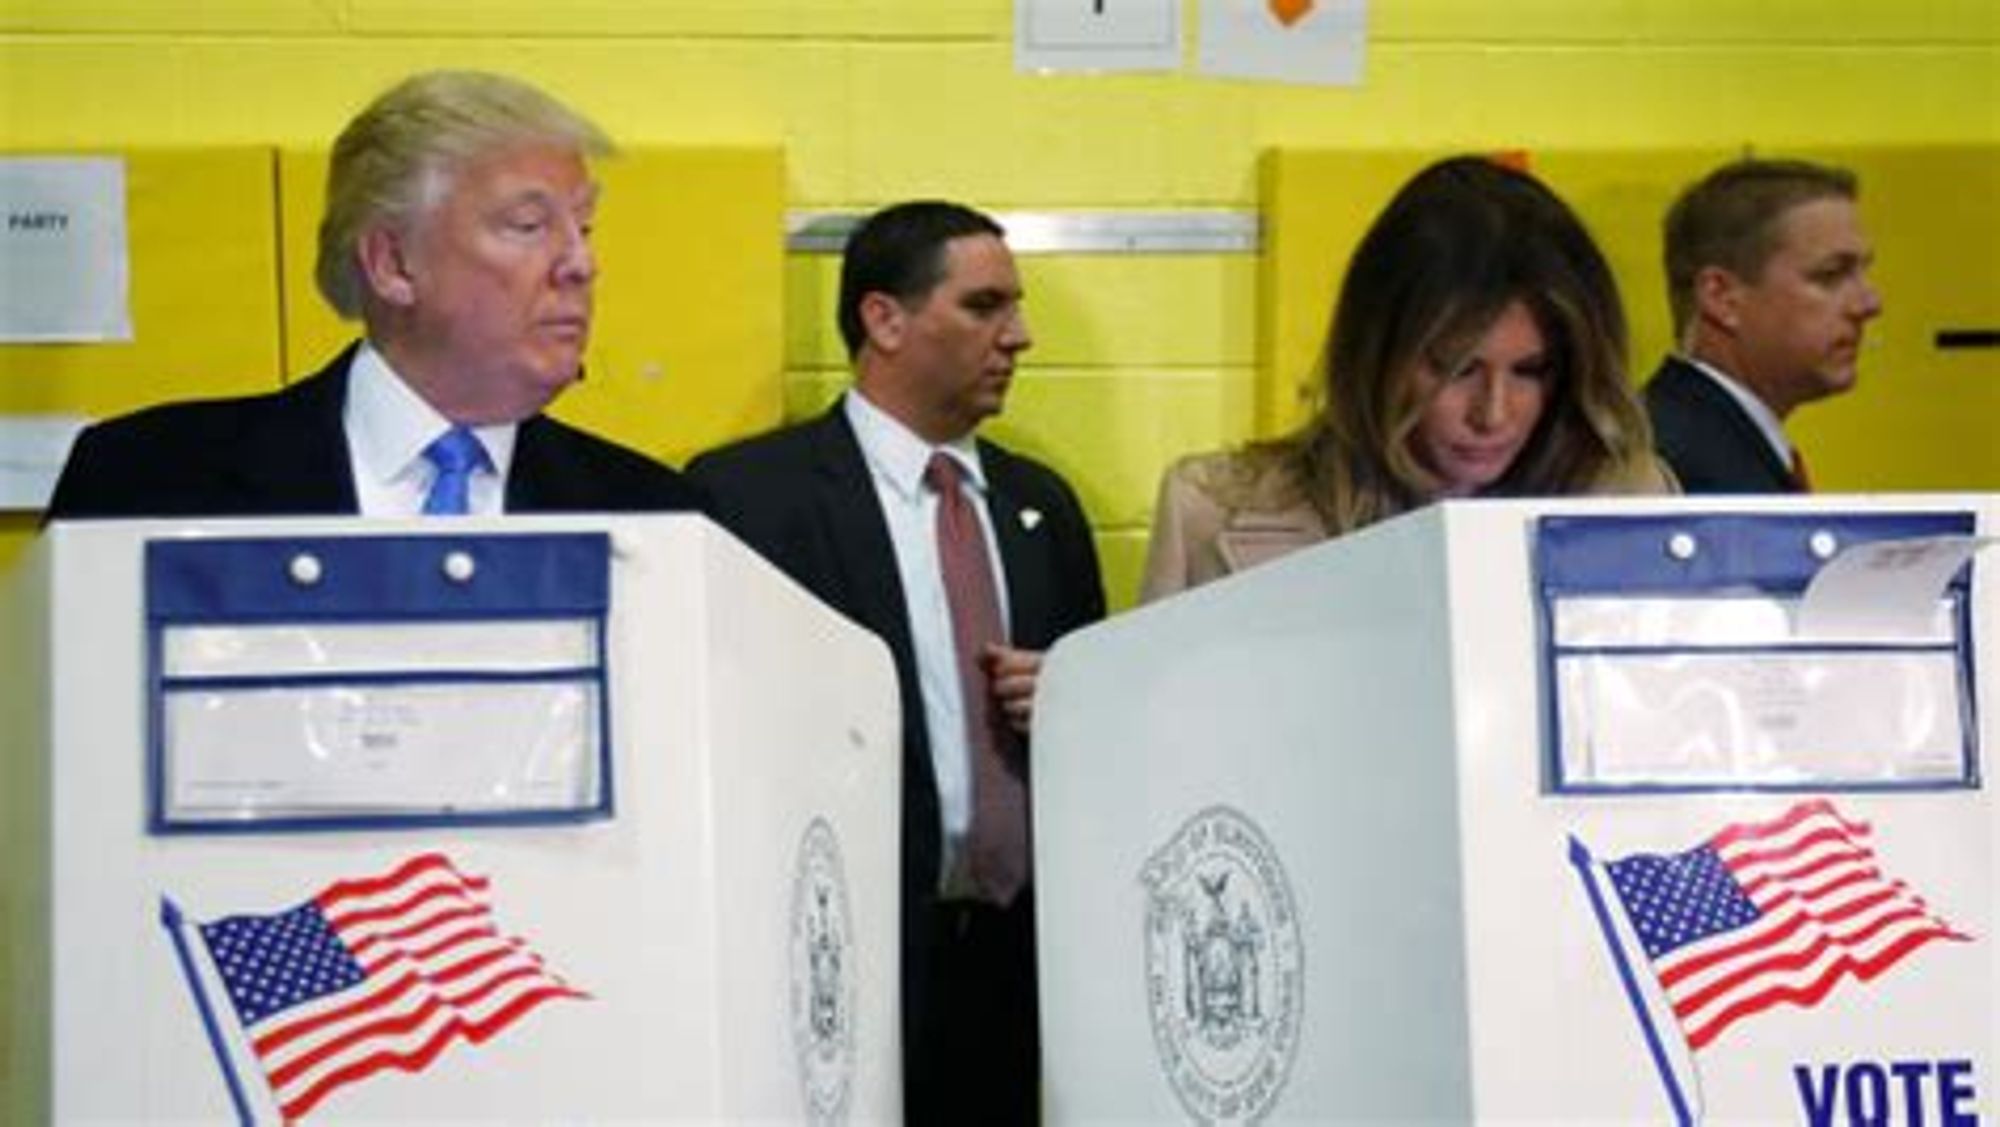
xmin=342 ymin=342 xmax=518 ymax=517
xmin=1684 ymin=355 xmax=1797 ymax=473
xmin=843 ymin=390 xmax=1012 ymax=890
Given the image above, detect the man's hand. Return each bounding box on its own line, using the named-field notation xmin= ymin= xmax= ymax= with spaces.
xmin=983 ymin=644 xmax=1043 ymax=737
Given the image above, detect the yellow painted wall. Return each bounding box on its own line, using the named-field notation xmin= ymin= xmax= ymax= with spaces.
xmin=3 ymin=0 xmax=1997 ymax=608
xmin=3 ymin=3 xmax=1994 ymax=1104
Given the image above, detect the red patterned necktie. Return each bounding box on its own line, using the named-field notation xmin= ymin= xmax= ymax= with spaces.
xmin=1790 ymin=448 xmax=1814 ymax=493
xmin=926 ymin=452 xmax=1029 ymax=906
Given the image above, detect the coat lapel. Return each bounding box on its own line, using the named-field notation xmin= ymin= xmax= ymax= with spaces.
xmin=1214 ymin=507 xmax=1325 ymax=575
xmin=506 ymin=416 xmax=575 ymax=512
xmin=1668 ymin=358 xmax=1797 ymax=491
xmin=809 ymin=407 xmax=919 ymax=665
xmin=237 ymin=351 xmax=361 ymax=514
xmin=981 ymin=443 xmax=1053 ymax=646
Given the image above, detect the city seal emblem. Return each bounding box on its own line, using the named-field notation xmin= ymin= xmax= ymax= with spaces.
xmin=1140 ymin=804 xmax=1304 ymax=1125
xmin=789 ymin=816 xmax=855 ymax=1125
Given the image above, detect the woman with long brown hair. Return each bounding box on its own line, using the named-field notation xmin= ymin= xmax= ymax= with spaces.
xmin=1141 ymin=154 xmax=1672 ymax=601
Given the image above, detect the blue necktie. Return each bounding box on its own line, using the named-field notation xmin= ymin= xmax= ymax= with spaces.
xmin=421 ymin=426 xmax=490 ymax=516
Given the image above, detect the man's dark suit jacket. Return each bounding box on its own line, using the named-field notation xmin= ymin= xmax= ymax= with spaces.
xmin=1642 ymin=356 xmax=1801 ymax=494
xmin=685 ymin=401 xmax=1106 ymax=1073
xmin=45 ymin=345 xmax=706 ymax=520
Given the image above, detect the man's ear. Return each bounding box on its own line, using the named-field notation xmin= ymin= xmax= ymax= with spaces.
xmin=858 ymin=291 xmax=908 ymax=354
xmin=357 ymin=224 xmax=419 ymax=309
xmin=1692 ymin=264 xmax=1743 ymax=332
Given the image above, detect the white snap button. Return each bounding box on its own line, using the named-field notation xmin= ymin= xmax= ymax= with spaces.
xmin=1809 ymin=530 xmax=1839 ymax=560
xmin=288 ymin=553 xmax=323 ymax=586
xmin=443 ymin=550 xmax=477 ymax=583
xmin=1667 ymin=532 xmax=1698 ymax=561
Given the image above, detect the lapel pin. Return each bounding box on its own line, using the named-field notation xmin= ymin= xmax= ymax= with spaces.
xmin=1020 ymin=508 xmax=1044 ymax=531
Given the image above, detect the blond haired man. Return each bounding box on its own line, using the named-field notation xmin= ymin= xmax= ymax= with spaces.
xmin=1644 ymin=158 xmax=1883 ymax=493
xmin=50 ymin=70 xmax=702 ymax=519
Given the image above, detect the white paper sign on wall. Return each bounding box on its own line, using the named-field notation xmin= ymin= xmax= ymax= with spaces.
xmin=1016 ymin=0 xmax=1181 ymax=73
xmin=0 ymin=156 xmax=131 ymax=343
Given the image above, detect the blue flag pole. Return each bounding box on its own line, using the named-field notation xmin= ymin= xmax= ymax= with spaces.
xmin=159 ymin=895 xmax=255 ymax=1127
xmin=1566 ymin=834 xmax=1696 ymax=1127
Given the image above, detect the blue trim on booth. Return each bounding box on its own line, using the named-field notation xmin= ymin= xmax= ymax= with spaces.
xmin=146 ymin=534 xmax=609 ymax=620
xmin=157 ymin=666 xmax=602 ymax=693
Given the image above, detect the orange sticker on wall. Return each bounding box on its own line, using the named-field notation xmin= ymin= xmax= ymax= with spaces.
xmin=1202 ymin=0 xmax=1363 ymax=87
xmin=1268 ymin=0 xmax=1314 ymax=26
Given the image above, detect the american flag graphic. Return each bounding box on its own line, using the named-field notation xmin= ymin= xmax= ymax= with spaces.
xmin=172 ymin=852 xmax=586 ymax=1121
xmin=1599 ymin=799 xmax=1965 ymax=1051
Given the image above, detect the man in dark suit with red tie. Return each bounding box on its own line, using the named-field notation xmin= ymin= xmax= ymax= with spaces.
xmin=1642 ymin=158 xmax=1884 ymax=493
xmin=47 ymin=69 xmax=702 ymax=521
xmin=689 ymin=201 xmax=1105 ymax=1125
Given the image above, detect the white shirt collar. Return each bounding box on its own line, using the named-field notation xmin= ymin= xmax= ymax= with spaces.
xmin=842 ymin=389 xmax=986 ymax=501
xmin=1682 ymin=355 xmax=1794 ymax=468
xmin=344 ymin=341 xmax=518 ymax=507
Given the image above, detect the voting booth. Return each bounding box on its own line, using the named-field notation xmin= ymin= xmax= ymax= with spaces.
xmin=2 ymin=514 xmax=900 ymax=1124
xmin=1035 ymin=495 xmax=1996 ymax=1124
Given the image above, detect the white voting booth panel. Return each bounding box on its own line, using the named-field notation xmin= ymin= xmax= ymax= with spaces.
xmin=1036 ymin=495 xmax=1997 ymax=1125
xmin=2 ymin=515 xmax=900 ymax=1124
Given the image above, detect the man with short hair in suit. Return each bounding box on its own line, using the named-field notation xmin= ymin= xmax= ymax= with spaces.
xmin=47 ymin=69 xmax=702 ymax=520
xmin=1642 ymin=157 xmax=1884 ymax=493
xmin=688 ymin=201 xmax=1105 ymax=1125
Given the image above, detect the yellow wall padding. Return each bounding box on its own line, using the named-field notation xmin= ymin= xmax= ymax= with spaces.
xmin=280 ymin=146 xmax=786 ymax=467
xmin=1780 ymin=146 xmax=2000 ymax=491
xmin=1260 ymin=145 xmax=2000 ymax=491
xmin=1258 ymin=150 xmax=1448 ymax=437
xmin=0 ymin=147 xmax=285 ymax=567
xmin=0 ymin=148 xmax=285 ymax=418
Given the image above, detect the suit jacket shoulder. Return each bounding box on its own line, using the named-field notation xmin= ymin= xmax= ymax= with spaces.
xmin=45 ymin=345 xmax=705 ymax=521
xmin=1642 ymin=357 xmax=1796 ymax=495
xmin=683 ymin=411 xmax=832 ymax=513
xmin=508 ymin=413 xmax=707 ymax=514
xmin=688 ymin=405 xmax=1106 ymax=644
xmin=685 ymin=407 xmax=896 ymax=631
xmin=45 ymin=352 xmax=357 ymax=520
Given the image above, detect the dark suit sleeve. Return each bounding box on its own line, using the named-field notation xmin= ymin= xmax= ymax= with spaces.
xmin=1042 ymin=469 xmax=1107 ymax=635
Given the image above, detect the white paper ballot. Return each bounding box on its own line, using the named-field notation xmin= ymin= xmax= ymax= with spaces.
xmin=0 ymin=157 xmax=131 ymax=342
xmin=1796 ymin=534 xmax=1996 ymax=641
